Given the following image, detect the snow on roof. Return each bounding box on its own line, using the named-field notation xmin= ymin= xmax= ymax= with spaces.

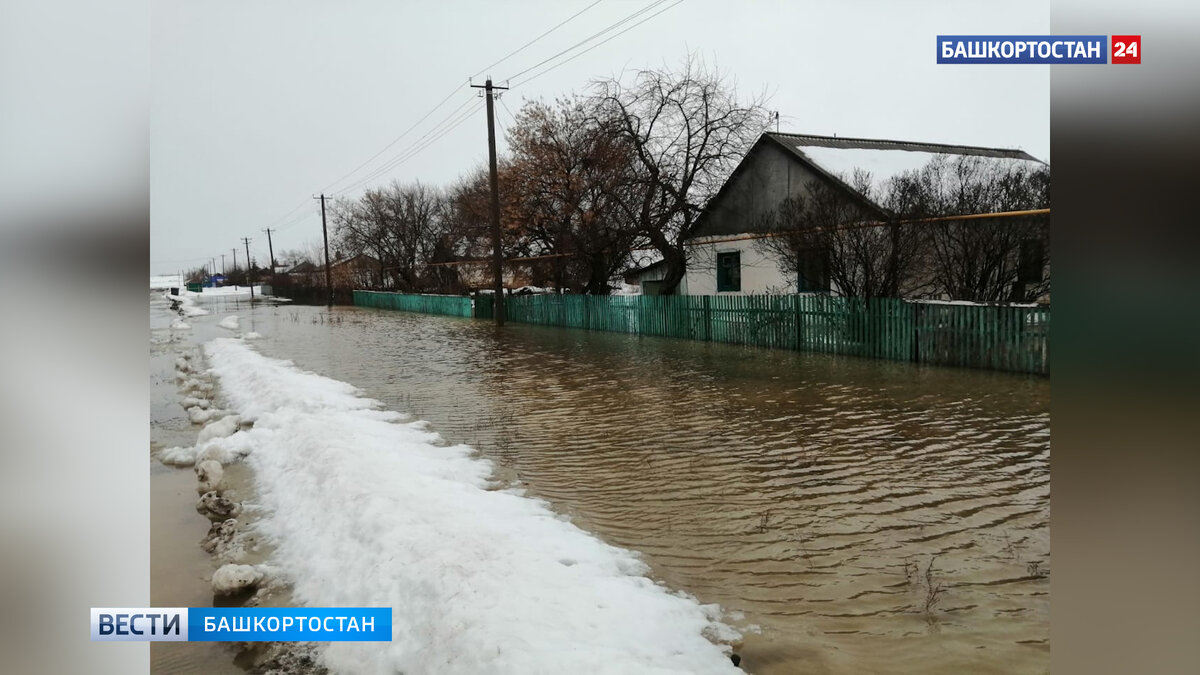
xmin=771 ymin=133 xmax=1047 ymax=200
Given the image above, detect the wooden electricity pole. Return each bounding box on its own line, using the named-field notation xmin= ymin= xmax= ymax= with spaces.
xmin=242 ymin=237 xmax=255 ymax=301
xmin=315 ymin=193 xmax=333 ymax=307
xmin=470 ymin=78 xmax=508 ymax=326
xmin=262 ymin=227 xmax=277 ymax=275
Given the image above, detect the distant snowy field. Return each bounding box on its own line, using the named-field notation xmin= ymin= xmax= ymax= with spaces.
xmin=150 ymin=274 xmax=184 ymax=289
xmin=203 ymin=338 xmax=741 ymax=674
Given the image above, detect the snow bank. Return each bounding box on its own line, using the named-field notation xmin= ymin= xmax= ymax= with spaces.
xmin=168 ymin=292 xmax=209 ymax=317
xmin=159 ymin=445 xmax=198 ymax=466
xmin=212 ymin=563 xmax=263 ymax=595
xmin=204 ymin=338 xmax=740 ymax=675
xmin=218 ymin=315 xmax=240 ymax=330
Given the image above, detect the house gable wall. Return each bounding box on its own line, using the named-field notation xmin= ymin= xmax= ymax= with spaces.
xmin=685 ymin=141 xmax=830 ymax=295
xmin=693 ymin=140 xmax=828 ymax=238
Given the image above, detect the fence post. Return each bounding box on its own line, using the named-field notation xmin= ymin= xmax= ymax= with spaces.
xmin=702 ymin=295 xmax=712 ymax=341
xmin=791 ymin=296 xmax=799 ymax=352
xmin=910 ymin=301 xmax=921 ymax=363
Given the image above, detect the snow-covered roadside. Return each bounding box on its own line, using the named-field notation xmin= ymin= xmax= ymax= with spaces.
xmin=203 ymin=337 xmax=742 ymax=674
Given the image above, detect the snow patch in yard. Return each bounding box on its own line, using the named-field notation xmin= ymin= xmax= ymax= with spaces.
xmin=218 ymin=315 xmax=240 ymax=330
xmin=204 ymin=338 xmax=741 ymax=674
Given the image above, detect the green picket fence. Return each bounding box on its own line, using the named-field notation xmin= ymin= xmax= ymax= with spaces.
xmin=499 ymin=294 xmax=1047 ymax=375
xmin=503 ymin=295 xmax=918 ymax=361
xmin=356 ymin=290 xmax=1048 ymax=375
xmin=912 ymin=302 xmax=1049 ymax=374
xmin=352 ymin=290 xmax=473 ymax=318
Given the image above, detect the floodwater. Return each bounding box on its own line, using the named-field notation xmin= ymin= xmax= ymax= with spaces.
xmin=153 ymin=298 xmax=1049 ymax=674
xmin=150 ymin=293 xmax=244 ymax=674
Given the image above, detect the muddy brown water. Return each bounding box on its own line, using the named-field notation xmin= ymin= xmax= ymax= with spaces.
xmin=152 ymin=298 xmax=1049 ymax=674
xmin=150 ymin=294 xmax=243 ymax=674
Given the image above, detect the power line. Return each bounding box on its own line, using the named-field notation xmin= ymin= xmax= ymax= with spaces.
xmin=498 ymin=95 xmax=518 ymax=124
xmin=320 ymin=3 xmax=604 ymax=195
xmin=319 ymin=81 xmax=468 ymax=195
xmin=510 ymin=0 xmax=685 ymax=89
xmin=263 ymin=1 xmax=670 ymax=232
xmin=331 ymin=97 xmax=483 ymax=196
xmin=151 ymin=254 xmax=219 ymax=264
xmin=502 ymin=0 xmax=670 ymax=84
xmin=274 ymin=207 xmax=318 ymax=233
xmin=471 ymin=0 xmax=605 ymax=80
xmin=265 ymin=199 xmax=313 ymax=229
xmin=329 ymin=94 xmax=478 ymax=195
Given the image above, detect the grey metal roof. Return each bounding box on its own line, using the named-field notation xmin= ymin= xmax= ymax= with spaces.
xmin=690 ymin=131 xmax=1047 ymax=238
xmin=766 ymin=132 xmax=1044 ymax=163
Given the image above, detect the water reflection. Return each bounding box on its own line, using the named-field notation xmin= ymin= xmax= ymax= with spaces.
xmin=241 ymin=304 xmax=1049 ymax=674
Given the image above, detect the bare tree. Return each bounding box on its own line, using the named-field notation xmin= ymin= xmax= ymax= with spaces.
xmin=592 ymin=56 xmax=769 ymax=295
xmin=184 ymin=264 xmax=208 ymax=283
xmin=444 ymin=165 xmax=522 ymax=290
xmin=331 ymin=181 xmax=451 ymax=292
xmin=916 ymin=156 xmax=1050 ymax=302
xmin=506 ymin=97 xmax=638 ymax=294
xmin=756 ymin=155 xmax=1049 ymax=302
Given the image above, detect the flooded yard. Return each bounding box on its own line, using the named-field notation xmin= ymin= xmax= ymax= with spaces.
xmin=152 ymin=298 xmax=1049 ymax=674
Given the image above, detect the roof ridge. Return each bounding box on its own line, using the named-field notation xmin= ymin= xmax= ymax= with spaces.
xmin=765 ymin=131 xmax=1032 ymax=157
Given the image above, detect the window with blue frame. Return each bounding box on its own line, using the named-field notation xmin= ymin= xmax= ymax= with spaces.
xmin=716 ymin=251 xmax=741 ymax=292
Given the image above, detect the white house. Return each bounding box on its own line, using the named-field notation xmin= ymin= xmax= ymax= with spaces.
xmin=627 ymin=132 xmax=1048 ymax=299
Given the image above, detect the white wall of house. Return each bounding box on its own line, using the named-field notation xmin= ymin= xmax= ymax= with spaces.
xmin=684 ymin=236 xmax=793 ymax=295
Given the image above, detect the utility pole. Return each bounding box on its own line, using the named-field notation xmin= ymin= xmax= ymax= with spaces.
xmin=232 ymin=248 xmax=238 ymax=276
xmin=470 ymin=77 xmax=508 ymax=326
xmin=242 ymin=237 xmax=255 ymax=302
xmin=315 ymin=193 xmax=332 ymax=308
xmin=262 ymin=228 xmax=277 ymax=275
xmin=221 ymin=254 xmax=226 ymax=276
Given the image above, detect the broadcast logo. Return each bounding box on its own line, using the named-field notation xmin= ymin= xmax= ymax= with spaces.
xmin=937 ymin=35 xmax=1140 ymax=64
xmin=91 ymin=607 xmax=393 ymax=642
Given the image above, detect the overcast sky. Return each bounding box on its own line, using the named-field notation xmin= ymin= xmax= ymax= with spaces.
xmin=151 ymin=0 xmax=1048 ymax=274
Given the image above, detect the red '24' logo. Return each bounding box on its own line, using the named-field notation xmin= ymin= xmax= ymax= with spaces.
xmin=1112 ymin=35 xmax=1141 ymax=64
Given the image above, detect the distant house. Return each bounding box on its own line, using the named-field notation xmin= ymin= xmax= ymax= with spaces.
xmin=456 ymin=260 xmax=533 ymax=293
xmin=634 ymin=132 xmax=1048 ymax=300
xmin=284 ymin=260 xmax=322 ymax=286
xmin=330 ymin=253 xmax=385 ymax=289
xmin=622 ymin=260 xmax=669 ymax=295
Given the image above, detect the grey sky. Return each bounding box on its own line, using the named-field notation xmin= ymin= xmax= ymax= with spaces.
xmin=151 ymin=0 xmax=1048 ymax=274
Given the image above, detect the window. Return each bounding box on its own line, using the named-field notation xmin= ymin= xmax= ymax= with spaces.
xmin=797 ymin=247 xmax=830 ymax=292
xmin=1018 ymin=239 xmax=1045 ymax=285
xmin=716 ymin=251 xmax=741 ymax=292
